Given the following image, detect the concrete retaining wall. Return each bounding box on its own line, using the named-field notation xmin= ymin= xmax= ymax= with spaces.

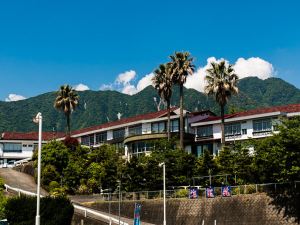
xmin=88 ymin=193 xmax=299 ymax=225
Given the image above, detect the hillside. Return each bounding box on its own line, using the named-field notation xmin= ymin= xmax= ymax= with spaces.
xmin=0 ymin=77 xmax=299 ymax=132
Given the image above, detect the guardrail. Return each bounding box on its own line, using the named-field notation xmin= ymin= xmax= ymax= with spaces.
xmin=4 ymin=184 xmax=128 ymax=225
xmin=81 ymin=181 xmax=299 ymax=202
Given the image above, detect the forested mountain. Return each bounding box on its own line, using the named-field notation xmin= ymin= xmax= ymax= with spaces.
xmin=0 ymin=77 xmax=299 ymax=132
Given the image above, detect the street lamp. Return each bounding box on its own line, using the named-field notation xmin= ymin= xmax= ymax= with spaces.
xmin=117 ymin=180 xmax=121 ymax=225
xmin=159 ymin=162 xmax=166 ymax=225
xmin=33 ymin=112 xmax=42 ymax=225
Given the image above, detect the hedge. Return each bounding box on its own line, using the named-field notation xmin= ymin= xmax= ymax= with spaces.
xmin=5 ymin=195 xmax=74 ymax=225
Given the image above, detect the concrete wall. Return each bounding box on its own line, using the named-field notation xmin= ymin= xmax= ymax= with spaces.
xmin=89 ymin=194 xmax=298 ymax=225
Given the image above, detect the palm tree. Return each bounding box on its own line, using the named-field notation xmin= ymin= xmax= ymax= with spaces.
xmin=152 ymin=63 xmax=173 ymax=141
xmin=54 ymin=85 xmax=79 ymax=135
xmin=169 ymin=52 xmax=195 ymax=149
xmin=205 ymin=60 xmax=239 ymax=147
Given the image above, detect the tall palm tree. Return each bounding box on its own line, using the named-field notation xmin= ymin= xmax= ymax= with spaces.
xmin=54 ymin=85 xmax=79 ymax=135
xmin=205 ymin=60 xmax=239 ymax=147
xmin=152 ymin=63 xmax=173 ymax=141
xmin=169 ymin=52 xmax=195 ymax=149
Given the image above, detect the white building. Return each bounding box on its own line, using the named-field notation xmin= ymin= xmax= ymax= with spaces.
xmin=1 ymin=103 xmax=300 ymax=163
xmin=0 ymin=131 xmax=63 ymax=166
xmin=191 ymin=104 xmax=300 ymax=157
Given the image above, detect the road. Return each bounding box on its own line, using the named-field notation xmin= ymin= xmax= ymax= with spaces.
xmin=0 ymin=168 xmax=155 ymax=225
xmin=0 ymin=168 xmax=48 ymax=196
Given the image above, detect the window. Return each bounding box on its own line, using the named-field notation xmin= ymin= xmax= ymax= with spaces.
xmin=253 ymin=119 xmax=272 ymax=132
xmin=151 ymin=121 xmax=165 ymax=133
xmin=197 ymin=125 xmax=213 ymax=137
xmin=95 ymin=132 xmax=107 ymax=144
xmin=128 ymin=125 xmax=142 ymax=136
xmin=22 ymin=144 xmax=27 ymax=147
xmin=81 ymin=134 xmax=95 ymax=146
xmin=195 ymin=143 xmax=213 ymax=158
xmin=242 ymin=129 xmax=247 ymax=135
xmin=28 ymin=145 xmax=33 ymax=147
xmin=130 ymin=141 xmax=154 ymax=155
xmin=225 ymin=123 xmax=241 ymax=136
xmin=113 ymin=129 xmax=125 ymax=139
xmin=170 ymin=120 xmax=179 ymax=132
xmin=3 ymin=143 xmax=22 ymax=152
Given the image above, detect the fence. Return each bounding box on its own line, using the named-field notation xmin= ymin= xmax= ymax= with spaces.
xmin=81 ymin=181 xmax=299 ymax=202
xmin=4 ymin=184 xmax=129 ymax=225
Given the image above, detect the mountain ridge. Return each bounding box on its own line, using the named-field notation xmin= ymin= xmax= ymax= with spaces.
xmin=0 ymin=77 xmax=299 ymax=132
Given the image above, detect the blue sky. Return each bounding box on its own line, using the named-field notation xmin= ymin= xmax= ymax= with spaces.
xmin=0 ymin=0 xmax=300 ymax=101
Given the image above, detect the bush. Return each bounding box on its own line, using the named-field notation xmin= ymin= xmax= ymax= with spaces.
xmin=175 ymin=189 xmax=188 ymax=198
xmin=5 ymin=195 xmax=74 ymax=225
xmin=63 ymin=136 xmax=79 ymax=150
xmin=49 ymin=181 xmax=60 ymax=191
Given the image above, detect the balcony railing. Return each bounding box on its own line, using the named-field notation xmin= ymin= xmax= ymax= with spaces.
xmin=252 ymin=130 xmax=272 ymax=136
xmin=195 ymin=135 xmax=214 ymax=141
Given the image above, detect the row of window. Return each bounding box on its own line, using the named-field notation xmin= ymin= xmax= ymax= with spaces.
xmin=81 ymin=120 xmax=180 ymax=145
xmin=2 ymin=143 xmax=22 ymax=152
xmin=197 ymin=118 xmax=273 ymax=137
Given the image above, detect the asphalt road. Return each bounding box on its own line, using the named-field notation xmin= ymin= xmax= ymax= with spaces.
xmin=0 ymin=168 xmax=154 ymax=225
xmin=0 ymin=168 xmax=48 ymax=196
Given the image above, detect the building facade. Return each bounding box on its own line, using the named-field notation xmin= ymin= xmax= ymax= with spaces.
xmin=191 ymin=104 xmax=300 ymax=157
xmin=0 ymin=132 xmax=63 ymax=166
xmin=1 ymin=103 xmax=300 ymax=164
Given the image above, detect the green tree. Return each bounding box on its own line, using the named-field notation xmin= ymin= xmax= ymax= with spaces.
xmin=169 ymin=52 xmax=195 ymax=149
xmin=54 ymin=85 xmax=79 ymax=135
xmin=205 ymin=61 xmax=239 ymax=146
xmin=194 ymin=150 xmax=218 ymax=186
xmin=253 ymin=117 xmax=300 ymax=183
xmin=153 ymin=63 xmax=173 ymax=140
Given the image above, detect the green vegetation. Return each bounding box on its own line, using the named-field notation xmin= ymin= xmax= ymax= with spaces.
xmin=33 ymin=118 xmax=300 ymax=194
xmin=54 ymin=85 xmax=79 ymax=134
xmin=153 ymin=63 xmax=173 ymax=141
xmin=205 ymin=60 xmax=239 ymax=145
xmin=169 ymin=51 xmax=195 ymax=149
xmin=0 ymin=77 xmax=299 ymax=133
xmin=5 ymin=195 xmax=73 ymax=225
xmin=34 ymin=140 xmax=124 ymax=194
xmin=0 ymin=178 xmax=7 ymax=220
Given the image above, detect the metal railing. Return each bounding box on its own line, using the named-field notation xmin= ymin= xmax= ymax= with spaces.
xmin=4 ymin=184 xmax=129 ymax=225
xmin=86 ymin=181 xmax=299 ymax=202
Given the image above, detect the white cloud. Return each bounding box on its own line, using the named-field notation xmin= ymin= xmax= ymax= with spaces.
xmin=5 ymin=94 xmax=26 ymax=102
xmin=100 ymin=70 xmax=153 ymax=95
xmin=185 ymin=57 xmax=275 ymax=92
xmin=74 ymin=83 xmax=90 ymax=91
xmin=136 ymin=73 xmax=154 ymax=91
xmin=121 ymin=84 xmax=138 ymax=95
xmin=116 ymin=70 xmax=136 ymax=85
xmin=233 ymin=57 xmax=274 ymax=80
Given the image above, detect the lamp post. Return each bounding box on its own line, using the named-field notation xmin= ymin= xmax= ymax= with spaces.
xmin=33 ymin=112 xmax=42 ymax=225
xmin=159 ymin=162 xmax=166 ymax=225
xmin=117 ymin=180 xmax=121 ymax=225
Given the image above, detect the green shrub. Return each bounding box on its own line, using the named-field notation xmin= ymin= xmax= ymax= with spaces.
xmin=175 ymin=189 xmax=188 ymax=198
xmin=49 ymin=181 xmax=60 ymax=191
xmin=5 ymin=195 xmax=74 ymax=225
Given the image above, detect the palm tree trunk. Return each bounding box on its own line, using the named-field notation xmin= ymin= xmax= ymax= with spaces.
xmin=167 ymin=99 xmax=171 ymax=141
xmin=66 ymin=113 xmax=71 ymax=136
xmin=179 ymin=84 xmax=184 ymax=150
xmin=220 ymin=104 xmax=225 ymax=148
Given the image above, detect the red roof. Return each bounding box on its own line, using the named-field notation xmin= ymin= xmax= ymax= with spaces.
xmin=197 ymin=103 xmax=300 ymax=123
xmin=71 ymin=107 xmax=179 ymax=136
xmin=1 ymin=132 xmax=65 ymax=141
